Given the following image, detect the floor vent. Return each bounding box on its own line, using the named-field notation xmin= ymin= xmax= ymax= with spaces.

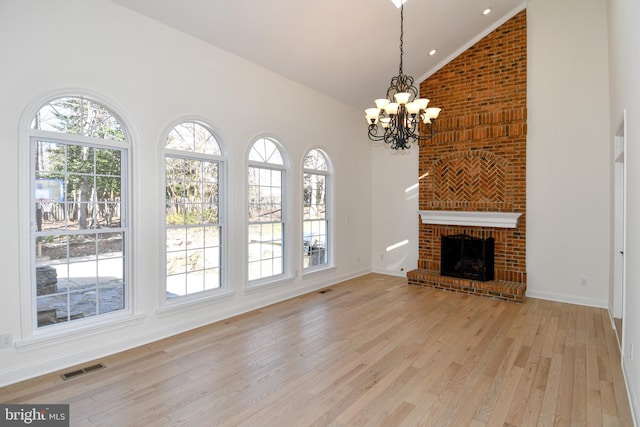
xmin=318 ymin=288 xmax=332 ymax=294
xmin=61 ymin=363 xmax=106 ymax=380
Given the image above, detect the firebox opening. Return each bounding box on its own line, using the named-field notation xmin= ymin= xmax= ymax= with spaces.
xmin=441 ymin=234 xmax=494 ymax=282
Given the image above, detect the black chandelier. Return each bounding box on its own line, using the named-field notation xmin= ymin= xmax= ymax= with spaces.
xmin=365 ymin=3 xmax=441 ymax=150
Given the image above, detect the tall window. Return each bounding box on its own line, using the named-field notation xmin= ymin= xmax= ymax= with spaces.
xmin=303 ymin=149 xmax=330 ymax=269
xmin=165 ymin=122 xmax=223 ymax=299
xmin=30 ymin=96 xmax=128 ymax=328
xmin=248 ymin=138 xmax=286 ymax=282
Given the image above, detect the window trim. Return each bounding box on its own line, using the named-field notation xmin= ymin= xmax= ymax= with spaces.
xmin=246 ymin=136 xmax=291 ymax=289
xmin=159 ymin=118 xmax=230 ymax=309
xmin=19 ymin=90 xmax=139 ymax=342
xmin=302 ymin=147 xmax=334 ymax=274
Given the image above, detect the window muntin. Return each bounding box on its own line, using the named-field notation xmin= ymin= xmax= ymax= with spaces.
xmin=303 ymin=149 xmax=330 ymax=270
xmin=31 ymin=96 xmax=128 ymax=328
xmin=165 ymin=122 xmax=223 ymax=299
xmin=248 ymin=138 xmax=286 ymax=282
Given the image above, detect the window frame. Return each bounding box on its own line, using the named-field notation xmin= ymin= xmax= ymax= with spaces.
xmin=302 ymin=148 xmax=333 ymax=274
xmin=161 ymin=120 xmax=229 ymax=308
xmin=20 ymin=92 xmax=136 ymax=340
xmin=246 ymin=136 xmax=290 ymax=288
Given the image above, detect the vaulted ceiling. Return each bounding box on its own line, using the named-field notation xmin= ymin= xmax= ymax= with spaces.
xmin=108 ymin=0 xmax=526 ymax=110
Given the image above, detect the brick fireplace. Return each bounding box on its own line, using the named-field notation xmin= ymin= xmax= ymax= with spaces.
xmin=407 ymin=10 xmax=527 ymax=302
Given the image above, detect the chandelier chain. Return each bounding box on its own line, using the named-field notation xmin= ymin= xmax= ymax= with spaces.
xmin=399 ymin=4 xmax=404 ymax=75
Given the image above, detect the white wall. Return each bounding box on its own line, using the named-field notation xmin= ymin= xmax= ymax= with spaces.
xmin=607 ymin=0 xmax=640 ymax=422
xmin=371 ymin=147 xmax=419 ymax=276
xmin=0 ymin=0 xmax=372 ymax=386
xmin=526 ymin=0 xmax=611 ymax=308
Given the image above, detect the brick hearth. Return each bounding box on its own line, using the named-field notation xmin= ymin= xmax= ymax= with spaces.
xmin=407 ymin=269 xmax=525 ymax=303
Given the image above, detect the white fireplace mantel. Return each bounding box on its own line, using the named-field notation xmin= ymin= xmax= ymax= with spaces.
xmin=418 ymin=210 xmax=522 ymax=228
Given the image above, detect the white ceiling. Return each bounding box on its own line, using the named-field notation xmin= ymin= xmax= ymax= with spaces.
xmin=108 ymin=0 xmax=526 ymax=110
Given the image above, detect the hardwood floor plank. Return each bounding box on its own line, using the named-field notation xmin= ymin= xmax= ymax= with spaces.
xmin=0 ymin=274 xmax=633 ymax=427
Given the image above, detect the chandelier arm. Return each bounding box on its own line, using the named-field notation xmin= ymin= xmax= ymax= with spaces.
xmin=367 ymin=125 xmax=390 ymax=142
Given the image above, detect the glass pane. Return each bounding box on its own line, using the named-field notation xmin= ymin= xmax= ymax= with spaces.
xmin=272 ymin=257 xmax=283 ymax=275
xmin=204 ymin=268 xmax=220 ymax=290
xmin=249 ymin=138 xmax=283 ymax=165
xmin=260 ymin=259 xmax=273 ymax=278
xmin=68 ymin=259 xmax=97 ymax=286
xmin=259 ymin=168 xmax=272 ymax=185
xmin=97 ymin=281 xmax=124 ymax=313
xmin=186 ymin=227 xmax=206 ymax=249
xmin=204 ymin=227 xmax=220 ymax=247
xmin=166 ymin=125 xmax=192 ymax=151
xmin=304 ymin=149 xmax=328 ymax=171
xmin=186 ymin=271 xmax=204 ymax=294
xmin=248 ymin=167 xmax=259 ymax=186
xmin=32 ymin=97 xmax=125 ymax=142
xmin=36 ymin=294 xmax=62 ymax=327
xmin=248 ymin=261 xmax=260 ymax=281
xmin=304 ymin=220 xmax=327 ymax=269
xmin=67 ymin=289 xmax=97 ymax=319
xmin=166 ymin=273 xmax=186 ymax=298
xmin=66 ymin=146 xmax=95 ymax=173
xmin=203 ymin=162 xmax=219 ymax=183
xmin=69 ymin=233 xmax=96 ymax=260
xmin=248 ymin=241 xmax=260 ymax=262
xmin=97 ymin=202 xmax=121 ymax=228
xmin=167 ymin=227 xmax=187 ymax=250
xmin=38 ymin=235 xmax=68 ymax=262
xmin=35 ymin=140 xmax=62 ymax=173
xmin=97 ymin=257 xmax=123 ymax=286
xmin=165 ymin=157 xmax=185 ymax=177
xmin=35 ymin=264 xmax=62 ymax=297
xmin=204 ymin=247 xmax=220 ymax=269
xmin=203 ymin=206 xmax=219 ymax=224
xmin=271 ymin=169 xmax=282 ymax=187
xmin=183 ymin=204 xmax=201 ymax=225
xmin=186 ymin=249 xmax=204 ymax=273
xmin=95 ymin=148 xmax=121 ymax=176
xmin=167 ymin=250 xmax=187 ymax=276
xmin=166 ymin=122 xmax=221 ymax=155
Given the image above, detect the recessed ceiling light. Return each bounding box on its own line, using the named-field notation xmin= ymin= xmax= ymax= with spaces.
xmin=429 ymin=49 xmax=437 ymax=56
xmin=483 ymin=8 xmax=492 ymax=15
xmin=391 ymin=0 xmax=409 ymax=8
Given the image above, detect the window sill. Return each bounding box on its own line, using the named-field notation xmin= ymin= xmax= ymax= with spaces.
xmin=156 ymin=289 xmax=234 ymax=317
xmin=245 ymin=274 xmax=295 ymax=293
xmin=16 ymin=312 xmax=146 ymax=353
xmin=302 ymin=264 xmax=335 ymax=276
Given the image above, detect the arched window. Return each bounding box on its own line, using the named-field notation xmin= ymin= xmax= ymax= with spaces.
xmin=30 ymin=96 xmax=129 ymax=328
xmin=165 ymin=121 xmax=224 ymax=299
xmin=303 ymin=149 xmax=331 ymax=270
xmin=247 ymin=137 xmax=287 ymax=283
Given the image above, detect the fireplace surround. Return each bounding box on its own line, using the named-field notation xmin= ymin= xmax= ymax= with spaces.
xmin=407 ymin=10 xmax=527 ymax=303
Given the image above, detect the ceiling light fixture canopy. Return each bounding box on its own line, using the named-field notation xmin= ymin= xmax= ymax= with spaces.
xmin=365 ymin=3 xmax=441 ymax=150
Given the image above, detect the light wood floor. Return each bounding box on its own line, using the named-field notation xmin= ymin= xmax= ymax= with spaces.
xmin=1 ymin=273 xmax=634 ymax=426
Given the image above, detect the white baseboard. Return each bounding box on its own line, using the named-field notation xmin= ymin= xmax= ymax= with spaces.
xmin=525 ymin=289 xmax=608 ymax=309
xmin=622 ymin=360 xmax=640 ymax=427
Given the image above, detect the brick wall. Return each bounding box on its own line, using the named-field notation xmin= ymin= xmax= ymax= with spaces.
xmin=413 ymin=10 xmax=527 ymax=292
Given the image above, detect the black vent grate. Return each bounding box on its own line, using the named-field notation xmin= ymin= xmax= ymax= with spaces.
xmin=61 ymin=363 xmax=106 ymax=380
